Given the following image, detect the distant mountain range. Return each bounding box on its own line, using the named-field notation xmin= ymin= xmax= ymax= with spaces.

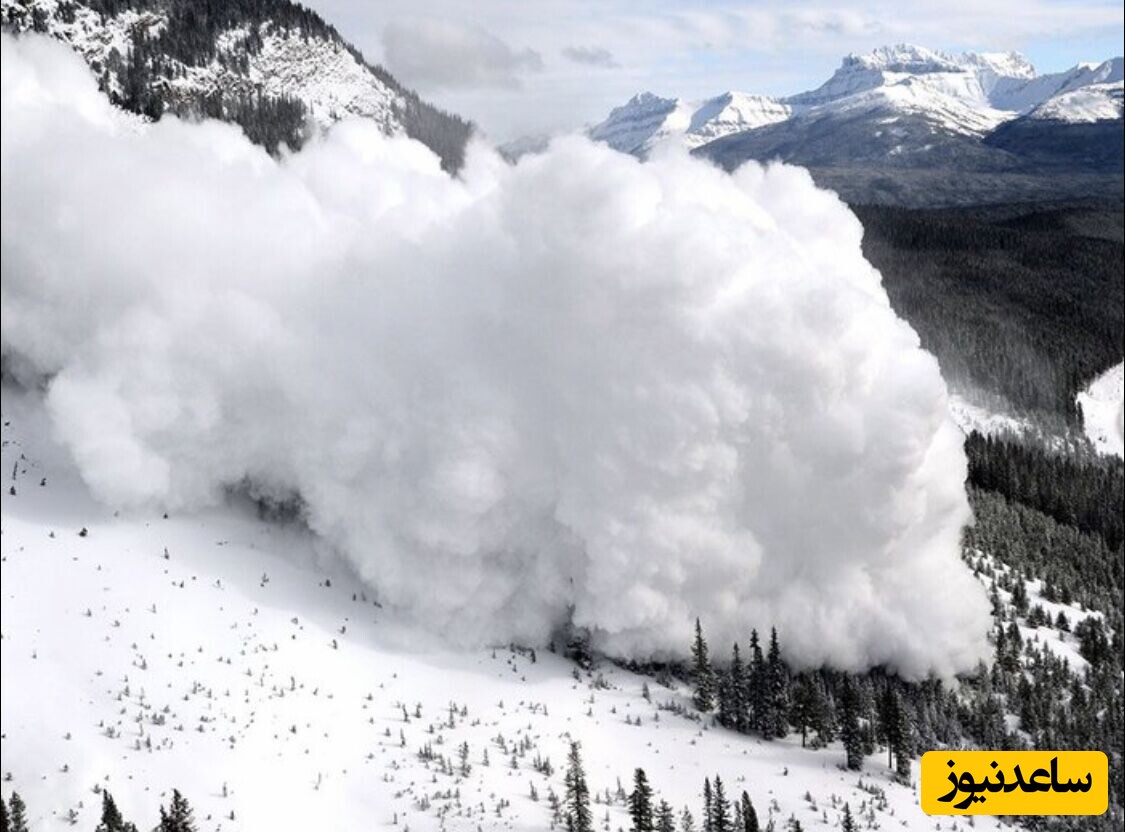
xmin=589 ymin=45 xmax=1123 ymax=206
xmin=4 ymin=3 xmax=1121 ymax=205
xmin=0 ymin=0 xmax=473 ymax=170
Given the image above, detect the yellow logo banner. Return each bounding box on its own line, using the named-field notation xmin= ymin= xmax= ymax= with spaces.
xmin=920 ymin=751 xmax=1108 ymax=815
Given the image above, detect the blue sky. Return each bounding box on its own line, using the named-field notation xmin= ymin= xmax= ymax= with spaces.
xmin=308 ymin=0 xmax=1125 ymax=140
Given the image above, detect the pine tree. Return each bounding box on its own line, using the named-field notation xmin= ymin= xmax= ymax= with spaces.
xmin=893 ymin=695 xmax=913 ymax=781
xmin=629 ymin=768 xmax=655 ymax=832
xmin=710 ymin=776 xmax=731 ymax=832
xmin=878 ymin=685 xmax=898 ymax=770
xmin=790 ymin=675 xmax=826 ymax=747
xmin=7 ymin=794 xmax=27 ymax=832
xmin=691 ymin=619 xmax=716 ymax=712
xmin=763 ymin=628 xmax=789 ymax=738
xmin=739 ymin=792 xmax=758 ymax=832
xmin=0 ymin=795 xmax=9 ymax=832
xmin=747 ymin=630 xmax=765 ymax=733
xmin=656 ymin=800 xmax=676 ymax=832
xmin=719 ymin=644 xmax=747 ymax=731
xmin=564 ymin=742 xmax=593 ymax=832
xmin=681 ymin=807 xmax=697 ymax=832
xmin=157 ymin=790 xmax=195 ymax=832
xmin=878 ymin=687 xmax=913 ymax=779
xmin=839 ymin=678 xmax=864 ymax=771
xmin=96 ymin=790 xmax=137 ymax=832
xmin=702 ymin=779 xmax=713 ymax=832
xmin=840 ymin=803 xmax=857 ymax=832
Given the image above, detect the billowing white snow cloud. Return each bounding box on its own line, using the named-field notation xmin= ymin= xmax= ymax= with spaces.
xmin=1 ymin=33 xmax=990 ymax=676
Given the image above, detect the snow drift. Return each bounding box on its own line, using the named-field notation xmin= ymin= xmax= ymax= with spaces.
xmin=1 ymin=34 xmax=990 ymax=675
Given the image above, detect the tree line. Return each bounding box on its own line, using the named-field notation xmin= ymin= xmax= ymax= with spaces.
xmin=558 ymin=741 xmax=860 ymax=832
xmin=0 ymin=787 xmax=197 ymax=832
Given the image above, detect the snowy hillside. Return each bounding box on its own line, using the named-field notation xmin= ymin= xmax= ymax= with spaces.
xmin=1030 ymin=81 xmax=1124 ymax=123
xmin=1 ymin=0 xmax=398 ymax=126
xmin=0 ymin=386 xmax=1000 ymax=831
xmin=0 ymin=0 xmax=472 ymax=169
xmin=1078 ymin=362 xmax=1125 ymax=457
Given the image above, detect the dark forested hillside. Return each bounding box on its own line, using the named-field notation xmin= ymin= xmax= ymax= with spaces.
xmin=856 ymin=200 xmax=1125 ymax=425
xmin=966 ymin=431 xmax=1125 ymax=550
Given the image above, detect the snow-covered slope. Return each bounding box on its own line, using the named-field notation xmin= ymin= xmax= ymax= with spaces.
xmin=2 ymin=0 xmax=401 ymax=127
xmin=1030 ymin=81 xmax=1124 ymax=122
xmin=994 ymin=57 xmax=1124 ymax=113
xmin=1077 ymin=362 xmax=1125 ymax=457
xmin=0 ymin=0 xmax=472 ymax=169
xmin=1 ymin=387 xmax=1002 ymax=831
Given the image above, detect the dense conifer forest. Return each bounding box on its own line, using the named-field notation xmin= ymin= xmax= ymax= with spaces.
xmin=857 ymin=200 xmax=1124 ymax=425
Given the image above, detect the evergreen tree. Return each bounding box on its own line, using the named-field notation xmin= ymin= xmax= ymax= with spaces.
xmin=790 ymin=675 xmax=827 ymax=747
xmin=681 ymin=807 xmax=697 ymax=832
xmin=747 ymin=630 xmax=765 ymax=733
xmin=7 ymin=794 xmax=27 ymax=832
xmin=887 ymin=690 xmax=914 ymax=780
xmin=738 ymin=792 xmax=758 ymax=832
xmin=719 ymin=644 xmax=747 ymax=731
xmin=656 ymin=800 xmax=676 ymax=832
xmin=0 ymin=796 xmax=8 ymax=832
xmin=763 ymin=628 xmax=790 ymax=738
xmin=157 ymin=789 xmax=195 ymax=832
xmin=564 ymin=742 xmax=593 ymax=832
xmin=702 ymin=779 xmax=713 ymax=832
xmin=839 ymin=678 xmax=864 ymax=771
xmin=96 ymin=790 xmax=137 ymax=832
xmin=840 ymin=803 xmax=857 ymax=832
xmin=709 ymin=777 xmax=731 ymax=832
xmin=877 ymin=686 xmax=899 ymax=770
xmin=629 ymin=768 xmax=655 ymax=832
xmin=691 ymin=618 xmax=717 ymax=713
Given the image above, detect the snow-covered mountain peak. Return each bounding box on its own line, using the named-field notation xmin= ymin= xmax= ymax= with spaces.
xmin=588 ymin=89 xmax=789 ymax=154
xmin=623 ymin=90 xmax=679 ymax=109
xmin=789 ymin=43 xmax=1038 ymax=114
xmin=586 ymin=91 xmax=690 ymax=154
xmin=959 ymin=50 xmax=1038 ymax=80
xmin=686 ymin=91 xmax=790 ymax=142
xmin=847 ymin=43 xmax=968 ymax=74
xmin=841 ymin=44 xmax=1035 ymax=80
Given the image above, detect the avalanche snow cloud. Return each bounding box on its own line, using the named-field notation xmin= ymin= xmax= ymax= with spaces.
xmin=1 ymin=34 xmax=991 ymax=676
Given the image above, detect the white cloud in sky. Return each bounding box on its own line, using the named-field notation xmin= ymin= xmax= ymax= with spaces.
xmin=382 ymin=18 xmax=543 ymax=90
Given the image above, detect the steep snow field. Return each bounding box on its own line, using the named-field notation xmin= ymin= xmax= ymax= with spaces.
xmin=1078 ymin=362 xmax=1125 ymax=457
xmin=1 ymin=386 xmax=1000 ymax=831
